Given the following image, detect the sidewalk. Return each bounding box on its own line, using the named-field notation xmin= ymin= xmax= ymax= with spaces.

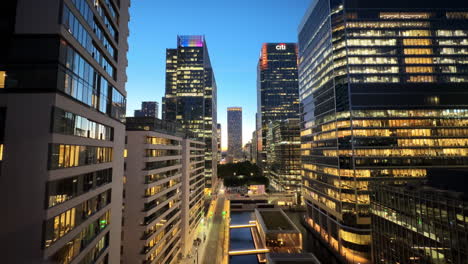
xmin=202 ymin=196 xmax=226 ymax=264
xmin=179 ymin=200 xmax=216 ymax=264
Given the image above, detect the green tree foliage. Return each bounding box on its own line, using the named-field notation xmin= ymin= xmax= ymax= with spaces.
xmin=218 ymin=161 xmax=269 ymax=187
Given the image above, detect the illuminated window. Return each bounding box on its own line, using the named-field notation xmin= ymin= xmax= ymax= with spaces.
xmin=437 ymin=39 xmax=468 ymax=45
xmin=436 ymin=30 xmax=468 ymax=37
xmin=446 ymin=12 xmax=468 ymax=19
xmin=0 ymin=71 xmax=5 ymax=88
xmin=404 ymin=48 xmax=433 ymax=55
xmin=350 ymin=76 xmax=399 ymax=83
xmin=440 ymin=48 xmax=468 ymax=55
xmin=347 ymin=21 xmax=430 ymax=28
xmin=405 ymin=66 xmax=434 ymax=73
xmin=348 ymin=57 xmax=398 ymax=64
xmin=347 ymin=39 xmax=396 ymax=46
xmin=49 ymin=144 xmax=113 ymax=169
xmin=408 ymin=75 xmax=435 ymax=82
xmin=349 ymin=66 xmax=399 ymax=74
xmin=380 ymin=12 xmax=431 ymax=19
xmin=403 ymin=39 xmax=432 ymax=46
xmin=404 ymin=57 xmax=433 ymax=64
xmin=401 ymin=30 xmax=431 ymax=37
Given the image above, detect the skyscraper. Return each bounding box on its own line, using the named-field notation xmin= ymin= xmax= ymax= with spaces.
xmin=162 ymin=35 xmax=218 ymax=193
xmin=227 ymin=107 xmax=243 ymax=162
xmin=252 ymin=130 xmax=258 ymax=164
xmin=266 ymin=119 xmax=301 ymax=200
xmin=134 ymin=101 xmax=158 ymax=118
xmin=371 ymin=176 xmax=468 ymax=264
xmin=217 ymin=123 xmax=222 ymax=162
xmin=299 ymin=1 xmax=468 ymax=263
xmin=257 ymin=43 xmax=300 ymax=169
xmin=0 ymin=0 xmax=129 ymax=263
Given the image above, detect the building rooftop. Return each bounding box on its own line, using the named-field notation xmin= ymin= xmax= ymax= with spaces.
xmin=125 ymin=117 xmax=198 ymax=139
xmin=255 ymin=208 xmax=300 ymax=233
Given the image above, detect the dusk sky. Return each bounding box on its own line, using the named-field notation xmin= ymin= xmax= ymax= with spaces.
xmin=126 ymin=0 xmax=311 ymax=150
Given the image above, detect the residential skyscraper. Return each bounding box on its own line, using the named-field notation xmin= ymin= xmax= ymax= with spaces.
xmin=0 ymin=0 xmax=129 ymax=263
xmin=134 ymin=101 xmax=158 ymax=118
xmin=257 ymin=43 xmax=299 ymax=168
xmin=162 ymin=35 xmax=218 ymax=193
xmin=122 ymin=117 xmax=205 ymax=264
xmin=299 ymin=1 xmax=468 ymax=263
xmin=227 ymin=107 xmax=243 ymax=162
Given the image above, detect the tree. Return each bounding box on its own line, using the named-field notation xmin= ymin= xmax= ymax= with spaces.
xmin=218 ymin=161 xmax=268 ymax=187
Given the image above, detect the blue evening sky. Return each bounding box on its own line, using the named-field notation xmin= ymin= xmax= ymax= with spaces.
xmin=127 ymin=0 xmax=311 ymax=150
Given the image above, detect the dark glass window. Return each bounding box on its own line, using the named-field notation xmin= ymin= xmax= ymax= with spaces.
xmin=144 ymin=159 xmax=181 ymax=170
xmin=52 ymin=107 xmax=113 ymax=141
xmin=44 ymin=191 xmax=111 ymax=248
xmin=46 ymin=168 xmax=112 ymax=208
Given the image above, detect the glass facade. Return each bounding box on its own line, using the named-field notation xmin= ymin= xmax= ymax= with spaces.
xmin=46 ymin=168 xmax=112 ymax=208
xmin=372 ymin=184 xmax=468 ymax=264
xmin=162 ymin=35 xmax=218 ymax=192
xmin=227 ymin=107 xmax=243 ymax=161
xmin=257 ymin=43 xmax=300 ymax=168
xmin=217 ymin=123 xmax=222 ymax=162
xmin=298 ymin=1 xmax=468 ymax=263
xmin=0 ymin=0 xmax=127 ymax=263
xmin=266 ymin=119 xmax=301 ymax=201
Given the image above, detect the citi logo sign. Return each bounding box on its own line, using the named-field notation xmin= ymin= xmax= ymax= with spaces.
xmin=276 ymin=43 xmax=287 ymax=50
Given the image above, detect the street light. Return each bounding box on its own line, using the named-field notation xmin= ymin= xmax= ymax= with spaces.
xmin=193 ymin=238 xmax=202 ymax=264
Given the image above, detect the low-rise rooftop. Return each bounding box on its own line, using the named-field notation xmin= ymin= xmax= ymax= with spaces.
xmin=255 ymin=208 xmax=300 ymax=233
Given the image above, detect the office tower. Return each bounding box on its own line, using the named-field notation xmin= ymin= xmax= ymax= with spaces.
xmin=217 ymin=123 xmax=222 ymax=162
xmin=122 ymin=117 xmax=205 ymax=264
xmin=0 ymin=0 xmax=129 ymax=263
xmin=243 ymin=141 xmax=252 ymax=161
xmin=162 ymin=35 xmax=218 ymax=194
xmin=266 ymin=119 xmax=301 ymax=200
xmin=371 ymin=175 xmax=468 ymax=264
xmin=298 ymin=1 xmax=468 ymax=263
xmin=134 ymin=101 xmax=159 ymax=118
xmin=257 ymin=43 xmax=299 ymax=168
xmin=252 ymin=130 xmax=258 ymax=164
xmin=227 ymin=107 xmax=243 ymax=162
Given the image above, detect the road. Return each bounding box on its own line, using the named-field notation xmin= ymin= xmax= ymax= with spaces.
xmin=202 ymin=194 xmax=226 ymax=264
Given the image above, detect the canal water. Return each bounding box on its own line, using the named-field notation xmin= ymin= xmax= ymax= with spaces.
xmin=229 ymin=212 xmax=259 ymax=264
xmin=228 ymin=211 xmax=340 ymax=264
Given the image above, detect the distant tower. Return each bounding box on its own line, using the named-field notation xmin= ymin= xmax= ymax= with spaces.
xmin=217 ymin=123 xmax=222 ymax=162
xmin=134 ymin=101 xmax=158 ymax=118
xmin=227 ymin=107 xmax=242 ymax=162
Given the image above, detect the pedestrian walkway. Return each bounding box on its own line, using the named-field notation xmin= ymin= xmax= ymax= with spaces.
xmin=202 ymin=196 xmax=227 ymax=264
xmin=179 ymin=198 xmax=217 ymax=264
